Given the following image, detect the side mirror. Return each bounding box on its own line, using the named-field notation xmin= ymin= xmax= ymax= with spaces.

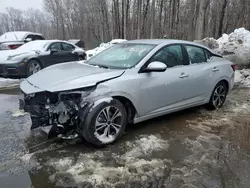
xmin=50 ymin=49 xmax=58 ymax=54
xmin=144 ymin=61 xmax=167 ymax=72
xmin=24 ymin=38 xmax=32 ymax=43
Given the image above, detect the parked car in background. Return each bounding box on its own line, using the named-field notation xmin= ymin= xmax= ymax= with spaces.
xmin=86 ymin=39 xmax=127 ymax=59
xmin=20 ymin=39 xmax=235 ymax=146
xmin=0 ymin=31 xmax=45 ymax=50
xmin=68 ymin=39 xmax=85 ymax=49
xmin=0 ymin=40 xmax=86 ymax=78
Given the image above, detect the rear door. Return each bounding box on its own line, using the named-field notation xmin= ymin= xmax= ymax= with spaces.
xmin=39 ymin=42 xmax=63 ymax=67
xmin=61 ymin=42 xmax=78 ymax=62
xmin=183 ymin=44 xmax=216 ymax=102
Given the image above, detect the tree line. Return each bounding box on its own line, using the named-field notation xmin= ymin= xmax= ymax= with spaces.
xmin=0 ymin=0 xmax=249 ymax=48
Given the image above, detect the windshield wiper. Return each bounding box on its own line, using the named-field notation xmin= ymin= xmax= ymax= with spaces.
xmin=97 ymin=65 xmax=109 ymax=69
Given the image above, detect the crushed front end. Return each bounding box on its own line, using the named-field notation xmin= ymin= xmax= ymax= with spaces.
xmin=20 ymin=89 xmax=93 ymax=139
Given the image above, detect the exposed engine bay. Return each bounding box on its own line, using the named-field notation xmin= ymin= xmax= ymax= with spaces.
xmin=20 ymin=89 xmax=94 ymax=139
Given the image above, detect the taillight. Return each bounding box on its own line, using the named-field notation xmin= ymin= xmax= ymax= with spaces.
xmin=231 ymin=64 xmax=236 ymax=71
xmin=8 ymin=44 xmax=22 ymax=49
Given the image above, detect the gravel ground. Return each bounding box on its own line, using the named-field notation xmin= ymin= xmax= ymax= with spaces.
xmin=0 ymin=83 xmax=250 ymax=188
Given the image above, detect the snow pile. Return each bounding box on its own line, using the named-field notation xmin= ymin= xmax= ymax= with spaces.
xmin=20 ymin=153 xmax=34 ymax=163
xmin=124 ymin=135 xmax=169 ymax=159
xmin=0 ymin=78 xmax=20 ymax=88
xmin=196 ymin=28 xmax=250 ymax=65
xmin=86 ymin=39 xmax=127 ymax=59
xmin=11 ymin=109 xmax=29 ymax=117
xmin=48 ymin=135 xmax=171 ymax=187
xmin=194 ymin=37 xmax=219 ymax=50
xmin=235 ymin=69 xmax=250 ymax=87
xmin=217 ymin=28 xmax=250 ymax=64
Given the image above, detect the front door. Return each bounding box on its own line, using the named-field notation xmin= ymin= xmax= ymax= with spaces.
xmin=138 ymin=44 xmax=192 ymax=116
xmin=40 ymin=42 xmax=64 ymax=67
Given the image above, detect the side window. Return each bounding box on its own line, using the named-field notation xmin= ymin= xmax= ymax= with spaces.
xmin=33 ymin=35 xmax=44 ymax=40
xmin=49 ymin=43 xmax=62 ymax=51
xmin=25 ymin=35 xmax=33 ymax=40
xmin=151 ymin=45 xmax=184 ymax=68
xmin=186 ymin=45 xmax=207 ymax=64
xmin=62 ymin=43 xmax=75 ymax=51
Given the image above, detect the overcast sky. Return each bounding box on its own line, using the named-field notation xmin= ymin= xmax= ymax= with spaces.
xmin=0 ymin=0 xmax=43 ymax=13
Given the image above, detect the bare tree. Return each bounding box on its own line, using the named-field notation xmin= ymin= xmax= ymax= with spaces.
xmin=150 ymin=0 xmax=156 ymax=39
xmin=0 ymin=0 xmax=250 ymax=47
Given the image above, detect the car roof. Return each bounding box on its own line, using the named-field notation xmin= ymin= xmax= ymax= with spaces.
xmin=32 ymin=40 xmax=71 ymax=43
xmin=124 ymin=39 xmax=212 ymax=51
xmin=3 ymin=31 xmax=43 ymax=37
xmin=32 ymin=40 xmax=80 ymax=48
xmin=0 ymin=31 xmax=43 ymax=42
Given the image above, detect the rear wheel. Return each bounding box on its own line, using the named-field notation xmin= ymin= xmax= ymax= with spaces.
xmin=207 ymin=81 xmax=228 ymax=110
xmin=81 ymin=99 xmax=127 ymax=146
xmin=26 ymin=59 xmax=42 ymax=77
xmin=78 ymin=55 xmax=85 ymax=60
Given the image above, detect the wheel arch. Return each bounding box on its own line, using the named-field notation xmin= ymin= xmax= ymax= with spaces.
xmin=219 ymin=79 xmax=229 ymax=91
xmin=213 ymin=76 xmax=230 ymax=91
xmin=207 ymin=78 xmax=230 ymax=101
xmin=112 ymin=96 xmax=137 ymax=123
xmin=26 ymin=58 xmax=44 ymax=68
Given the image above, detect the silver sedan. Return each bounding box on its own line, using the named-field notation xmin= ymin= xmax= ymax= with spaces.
xmin=20 ymin=39 xmax=235 ymax=146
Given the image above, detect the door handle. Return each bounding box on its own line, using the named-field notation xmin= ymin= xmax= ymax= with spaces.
xmin=179 ymin=73 xmax=189 ymax=78
xmin=212 ymin=67 xmax=219 ymax=72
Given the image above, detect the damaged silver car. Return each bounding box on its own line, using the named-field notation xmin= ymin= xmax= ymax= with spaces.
xmin=20 ymin=40 xmax=235 ymax=146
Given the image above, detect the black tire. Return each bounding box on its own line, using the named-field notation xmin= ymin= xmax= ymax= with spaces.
xmin=81 ymin=99 xmax=127 ymax=147
xmin=78 ymin=54 xmax=86 ymax=60
xmin=207 ymin=81 xmax=228 ymax=110
xmin=26 ymin=59 xmax=42 ymax=77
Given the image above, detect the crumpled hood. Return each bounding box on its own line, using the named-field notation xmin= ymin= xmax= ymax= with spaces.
xmin=23 ymin=62 xmax=124 ymax=93
xmin=0 ymin=50 xmax=34 ymax=62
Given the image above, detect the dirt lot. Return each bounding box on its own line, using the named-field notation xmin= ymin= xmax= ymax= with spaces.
xmin=0 ymin=83 xmax=250 ymax=188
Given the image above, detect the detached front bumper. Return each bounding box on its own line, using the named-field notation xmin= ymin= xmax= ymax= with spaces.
xmin=0 ymin=62 xmax=26 ymax=78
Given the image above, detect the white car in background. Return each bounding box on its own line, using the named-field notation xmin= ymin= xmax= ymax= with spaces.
xmin=0 ymin=31 xmax=45 ymax=50
xmin=86 ymin=39 xmax=127 ymax=59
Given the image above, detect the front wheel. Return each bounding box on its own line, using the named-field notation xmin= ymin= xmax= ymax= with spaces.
xmin=207 ymin=81 xmax=228 ymax=110
xmin=26 ymin=60 xmax=42 ymax=77
xmin=81 ymin=99 xmax=127 ymax=146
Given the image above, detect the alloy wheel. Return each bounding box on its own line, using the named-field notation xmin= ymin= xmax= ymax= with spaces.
xmin=212 ymin=85 xmax=226 ymax=108
xmin=28 ymin=61 xmax=41 ymax=75
xmin=94 ymin=106 xmax=123 ymax=143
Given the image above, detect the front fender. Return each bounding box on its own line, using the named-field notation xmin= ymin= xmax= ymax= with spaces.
xmin=83 ymin=84 xmax=138 ymax=112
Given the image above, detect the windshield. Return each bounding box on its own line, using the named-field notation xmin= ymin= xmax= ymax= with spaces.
xmin=17 ymin=41 xmax=50 ymax=51
xmin=87 ymin=43 xmax=156 ymax=69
